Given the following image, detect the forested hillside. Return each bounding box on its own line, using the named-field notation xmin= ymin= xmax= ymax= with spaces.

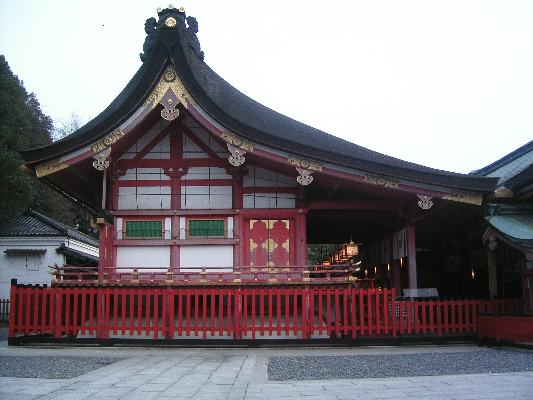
xmin=0 ymin=55 xmax=95 ymax=236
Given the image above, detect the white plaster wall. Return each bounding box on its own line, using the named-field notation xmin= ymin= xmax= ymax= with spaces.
xmin=116 ymin=218 xmax=123 ymax=240
xmin=118 ymin=168 xmax=170 ymax=181
xmin=227 ymin=217 xmax=234 ymax=238
xmin=143 ymin=134 xmax=170 ymax=159
xmin=243 ymin=165 xmax=295 ymax=187
xmin=183 ymin=135 xmax=208 ymax=158
xmin=182 ymin=167 xmax=231 ymax=180
xmin=180 ymin=245 xmax=233 ymax=272
xmin=181 ymin=186 xmax=232 ymax=209
xmin=118 ymin=121 xmax=169 ymax=160
xmin=116 ymin=246 xmax=170 ymax=272
xmin=0 ymin=237 xmax=65 ymax=299
xmin=183 ymin=126 xmax=229 ymax=158
xmin=118 ymin=186 xmax=171 ymax=210
xmin=243 ymin=193 xmax=296 ymax=208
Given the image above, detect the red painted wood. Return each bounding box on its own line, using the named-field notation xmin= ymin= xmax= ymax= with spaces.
xmin=42 ymin=288 xmax=48 ymax=334
xmin=154 ymin=289 xmax=160 ymax=339
xmin=8 ymin=284 xmax=525 ymax=343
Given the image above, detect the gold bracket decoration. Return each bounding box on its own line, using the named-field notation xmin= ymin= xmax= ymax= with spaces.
xmin=443 ymin=190 xmax=483 ymax=205
xmin=288 ymin=155 xmax=322 ymax=172
xmin=364 ymin=174 xmax=399 ymax=189
xmin=296 ymin=168 xmax=314 ymax=186
xmin=417 ymin=194 xmax=433 ymax=210
xmin=35 ymin=158 xmax=68 ymax=178
xmin=221 ymin=131 xmax=254 ymax=152
xmin=92 ymin=148 xmax=111 ymax=171
xmin=227 ymin=143 xmax=246 ymax=166
xmin=288 ymin=155 xmax=322 ymax=186
xmin=91 ymin=129 xmax=125 ymax=154
xmin=144 ymin=65 xmax=191 ymax=121
xmin=221 ymin=132 xmax=254 ymax=167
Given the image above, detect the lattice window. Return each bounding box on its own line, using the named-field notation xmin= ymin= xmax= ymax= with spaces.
xmin=125 ymin=220 xmax=163 ymax=238
xmin=188 ymin=219 xmax=225 ymax=237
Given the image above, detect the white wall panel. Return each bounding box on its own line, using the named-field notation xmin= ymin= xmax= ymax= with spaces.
xmin=180 ymin=245 xmax=233 ymax=272
xmin=182 ymin=167 xmax=231 ymax=180
xmin=143 ymin=133 xmax=170 ymax=159
xmin=116 ymin=246 xmax=170 ymax=271
xmin=243 ymin=193 xmax=296 ymax=209
xmin=243 ymin=165 xmax=295 ymax=187
xmin=181 ymin=186 xmax=232 ymax=209
xmin=118 ymin=168 xmax=170 ymax=181
xmin=183 ymin=134 xmax=208 ymax=158
xmin=118 ymin=121 xmax=169 ymax=160
xmin=118 ymin=186 xmax=171 ymax=210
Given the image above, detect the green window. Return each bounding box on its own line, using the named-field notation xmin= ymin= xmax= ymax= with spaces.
xmin=125 ymin=220 xmax=162 ymax=238
xmin=188 ymin=219 xmax=225 ymax=237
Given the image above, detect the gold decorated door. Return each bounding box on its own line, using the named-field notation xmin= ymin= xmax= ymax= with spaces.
xmin=247 ymin=219 xmax=292 ymax=267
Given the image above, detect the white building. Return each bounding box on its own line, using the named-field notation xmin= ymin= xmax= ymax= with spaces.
xmin=0 ymin=210 xmax=99 ymax=299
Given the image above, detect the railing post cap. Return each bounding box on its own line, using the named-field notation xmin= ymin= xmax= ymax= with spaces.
xmin=10 ymin=278 xmax=17 ymax=285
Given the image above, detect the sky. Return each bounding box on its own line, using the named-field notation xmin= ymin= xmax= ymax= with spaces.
xmin=1 ymin=0 xmax=532 ymax=173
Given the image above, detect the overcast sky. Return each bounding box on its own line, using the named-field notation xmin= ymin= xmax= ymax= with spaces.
xmin=1 ymin=0 xmax=532 ymax=173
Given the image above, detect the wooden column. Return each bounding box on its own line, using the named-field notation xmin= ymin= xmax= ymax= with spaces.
xmin=487 ymin=239 xmax=498 ymax=299
xmin=392 ymin=259 xmax=402 ymax=294
xmin=406 ymin=223 xmax=417 ymax=289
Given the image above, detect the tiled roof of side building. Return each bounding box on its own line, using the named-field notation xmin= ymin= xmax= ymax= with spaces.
xmin=0 ymin=210 xmax=98 ymax=248
xmin=20 ymin=8 xmax=498 ymax=192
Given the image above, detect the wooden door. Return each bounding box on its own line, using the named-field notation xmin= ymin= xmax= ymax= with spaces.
xmin=247 ymin=219 xmax=293 ymax=267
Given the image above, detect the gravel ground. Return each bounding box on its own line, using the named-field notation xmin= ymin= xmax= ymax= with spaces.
xmin=268 ymin=349 xmax=533 ymax=381
xmin=0 ymin=356 xmax=125 ymax=379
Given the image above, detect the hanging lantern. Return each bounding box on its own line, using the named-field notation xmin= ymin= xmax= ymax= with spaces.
xmin=387 ymin=262 xmax=390 ymax=271
xmin=322 ymin=259 xmax=331 ymax=266
xmin=345 ymin=241 xmax=358 ymax=257
xmin=374 ymin=266 xmax=377 ymax=274
xmin=471 ymin=269 xmax=475 ymax=279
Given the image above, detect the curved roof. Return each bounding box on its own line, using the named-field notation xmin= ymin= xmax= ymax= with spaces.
xmin=21 ymin=8 xmax=497 ymax=192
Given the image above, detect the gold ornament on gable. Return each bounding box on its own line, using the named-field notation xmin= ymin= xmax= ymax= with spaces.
xmin=145 ymin=65 xmax=191 ymax=110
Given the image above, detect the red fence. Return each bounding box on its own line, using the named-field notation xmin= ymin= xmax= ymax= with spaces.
xmin=9 ymin=283 xmax=521 ymax=341
xmin=479 ymin=315 xmax=533 ymax=343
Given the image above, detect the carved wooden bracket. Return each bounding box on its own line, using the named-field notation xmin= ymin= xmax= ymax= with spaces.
xmin=417 ymin=194 xmax=433 ymax=210
xmin=93 ymin=148 xmax=111 ymax=171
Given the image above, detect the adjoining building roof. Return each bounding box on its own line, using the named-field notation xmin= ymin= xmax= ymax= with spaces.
xmin=485 ymin=204 xmax=533 ymax=249
xmin=20 ymin=7 xmax=498 ymax=192
xmin=0 ymin=210 xmax=99 ymax=248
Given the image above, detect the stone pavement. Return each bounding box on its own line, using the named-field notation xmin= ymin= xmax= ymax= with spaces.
xmin=0 ymin=341 xmax=532 ymax=400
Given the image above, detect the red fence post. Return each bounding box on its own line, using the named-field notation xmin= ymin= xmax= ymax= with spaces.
xmin=8 ymin=279 xmax=17 ymax=338
xmin=234 ymin=287 xmax=242 ymax=339
xmin=303 ymin=286 xmax=311 ymax=339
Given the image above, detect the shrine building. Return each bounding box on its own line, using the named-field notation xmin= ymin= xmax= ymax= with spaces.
xmin=9 ymin=6 xmax=532 ymax=344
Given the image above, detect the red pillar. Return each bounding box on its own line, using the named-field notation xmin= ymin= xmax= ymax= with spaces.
xmin=98 ymin=221 xmax=114 ymax=282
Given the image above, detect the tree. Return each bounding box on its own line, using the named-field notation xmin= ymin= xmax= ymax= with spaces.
xmin=0 ymin=55 xmax=94 ymax=237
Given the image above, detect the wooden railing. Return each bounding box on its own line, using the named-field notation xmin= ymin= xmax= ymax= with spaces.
xmin=50 ymin=264 xmax=370 ymax=286
xmin=8 ymin=282 xmax=521 ymax=341
xmin=479 ymin=315 xmax=533 ymax=343
xmin=0 ymin=299 xmax=9 ymax=322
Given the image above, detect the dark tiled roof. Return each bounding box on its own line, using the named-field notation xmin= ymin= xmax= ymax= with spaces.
xmin=20 ymin=8 xmax=498 ymax=192
xmin=0 ymin=210 xmax=98 ymax=247
xmin=485 ymin=204 xmax=533 ymax=248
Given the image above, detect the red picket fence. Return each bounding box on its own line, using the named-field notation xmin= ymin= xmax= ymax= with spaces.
xmin=479 ymin=315 xmax=533 ymax=343
xmin=8 ymin=283 xmax=521 ymax=341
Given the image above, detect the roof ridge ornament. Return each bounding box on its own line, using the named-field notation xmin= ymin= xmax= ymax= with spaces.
xmin=140 ymin=6 xmax=204 ymax=62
